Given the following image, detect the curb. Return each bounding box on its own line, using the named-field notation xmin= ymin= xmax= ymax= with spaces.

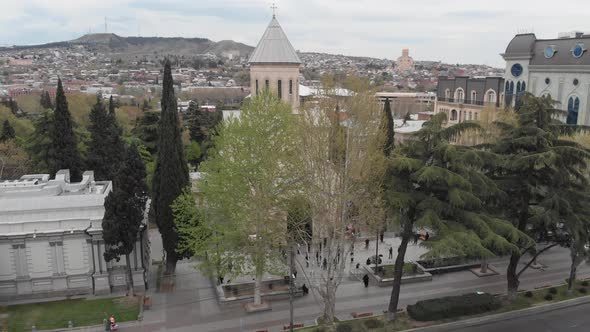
xmin=403 ymin=295 xmax=590 ymax=331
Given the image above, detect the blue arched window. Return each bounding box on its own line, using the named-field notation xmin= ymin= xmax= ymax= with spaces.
xmin=505 ymin=81 xmax=510 ymax=94
xmin=516 ymin=81 xmax=521 ymax=94
xmin=521 ymin=81 xmax=526 ymax=93
xmin=567 ymin=96 xmax=580 ymax=124
xmin=509 ymin=81 xmax=514 ymax=94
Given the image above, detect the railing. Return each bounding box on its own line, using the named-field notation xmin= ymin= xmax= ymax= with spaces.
xmin=438 ymin=98 xmax=499 ymax=107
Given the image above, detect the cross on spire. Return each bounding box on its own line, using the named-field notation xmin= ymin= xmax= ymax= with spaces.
xmin=271 ymin=2 xmax=278 ymax=18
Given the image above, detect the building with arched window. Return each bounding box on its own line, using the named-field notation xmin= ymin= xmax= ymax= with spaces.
xmin=435 ymin=75 xmax=504 ymax=125
xmin=502 ymin=31 xmax=590 ymax=124
xmin=249 ymin=14 xmax=301 ymax=112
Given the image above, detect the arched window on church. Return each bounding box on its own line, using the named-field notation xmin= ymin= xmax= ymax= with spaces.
xmin=451 ymin=109 xmax=457 ymax=121
xmin=516 ymin=81 xmax=521 ymax=94
xmin=455 ymin=88 xmax=465 ymax=103
xmin=265 ymin=79 xmax=269 ymax=91
xmin=278 ymin=80 xmax=282 ymax=99
xmin=567 ymin=96 xmax=580 ymax=124
xmin=256 ymin=80 xmax=259 ymax=95
xmin=486 ymin=90 xmax=496 ymax=104
xmin=289 ymin=80 xmax=293 ymax=95
xmin=521 ymin=81 xmax=526 ymax=93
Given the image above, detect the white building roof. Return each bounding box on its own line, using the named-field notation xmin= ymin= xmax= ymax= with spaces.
xmin=249 ymin=17 xmax=301 ymax=65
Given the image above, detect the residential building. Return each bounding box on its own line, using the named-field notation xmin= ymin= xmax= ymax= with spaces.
xmin=0 ymin=170 xmax=150 ymax=300
xmin=249 ymin=14 xmax=301 ymax=112
xmin=502 ymin=32 xmax=590 ymax=124
xmin=434 ymin=76 xmax=504 ymax=124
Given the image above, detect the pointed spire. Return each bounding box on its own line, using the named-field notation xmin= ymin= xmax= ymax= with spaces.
xmin=249 ymin=16 xmax=301 ymax=64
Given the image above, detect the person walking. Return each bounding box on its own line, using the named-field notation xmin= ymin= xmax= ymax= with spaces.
xmin=322 ymin=258 xmax=327 ymax=270
xmin=389 ymin=246 xmax=393 ymax=259
xmin=305 ymin=254 xmax=309 ymax=267
xmin=365 ymin=238 xmax=370 ymax=249
xmin=380 ymin=232 xmax=384 ymax=243
xmin=362 ymin=274 xmax=369 ymax=288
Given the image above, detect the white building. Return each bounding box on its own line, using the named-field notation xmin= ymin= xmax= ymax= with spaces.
xmin=502 ymin=31 xmax=590 ymax=124
xmin=0 ymin=170 xmax=150 ymax=300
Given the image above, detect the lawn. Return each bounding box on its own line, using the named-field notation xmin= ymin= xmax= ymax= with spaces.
xmin=0 ymin=296 xmax=140 ymax=332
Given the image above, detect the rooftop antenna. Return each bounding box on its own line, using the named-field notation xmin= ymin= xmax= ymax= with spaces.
xmin=271 ymin=2 xmax=277 ymax=18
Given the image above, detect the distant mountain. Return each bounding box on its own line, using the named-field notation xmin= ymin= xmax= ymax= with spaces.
xmin=3 ymin=33 xmax=255 ymax=59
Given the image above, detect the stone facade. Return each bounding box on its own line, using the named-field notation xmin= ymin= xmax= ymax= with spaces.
xmin=0 ymin=170 xmax=150 ymax=301
xmin=396 ymin=48 xmax=415 ymax=72
xmin=250 ymin=64 xmax=300 ymax=111
xmin=502 ymin=32 xmax=590 ymax=124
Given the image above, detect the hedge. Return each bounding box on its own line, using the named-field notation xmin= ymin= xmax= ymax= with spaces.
xmin=407 ymin=293 xmax=501 ymax=321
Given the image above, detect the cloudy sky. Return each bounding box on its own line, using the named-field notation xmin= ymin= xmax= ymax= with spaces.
xmin=1 ymin=0 xmax=589 ymax=66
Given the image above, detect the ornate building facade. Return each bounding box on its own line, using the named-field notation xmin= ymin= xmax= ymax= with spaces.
xmin=395 ymin=48 xmax=415 ymax=72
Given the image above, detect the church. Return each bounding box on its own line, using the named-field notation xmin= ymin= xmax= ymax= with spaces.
xmin=249 ymin=13 xmax=302 ymax=112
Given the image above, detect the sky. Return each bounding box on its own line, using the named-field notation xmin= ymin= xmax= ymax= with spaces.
xmin=1 ymin=0 xmax=589 ymax=67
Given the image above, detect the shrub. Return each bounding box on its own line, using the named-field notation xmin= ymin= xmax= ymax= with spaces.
xmin=524 ymin=291 xmax=533 ymax=298
xmin=578 ymin=287 xmax=587 ymax=294
xmin=407 ymin=293 xmax=501 ymax=321
xmin=336 ymin=324 xmax=353 ymax=332
xmin=548 ymin=287 xmax=557 ymax=295
xmin=582 ymin=281 xmax=589 ymax=287
xmin=313 ymin=328 xmax=327 ymax=332
xmin=544 ymin=294 xmax=553 ymax=301
xmin=363 ymin=319 xmax=384 ymax=328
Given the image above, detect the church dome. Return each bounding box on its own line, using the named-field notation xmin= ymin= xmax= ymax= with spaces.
xmin=249 ymin=17 xmax=301 ymax=65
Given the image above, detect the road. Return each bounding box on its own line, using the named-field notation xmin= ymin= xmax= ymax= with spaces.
xmin=452 ymin=302 xmax=590 ymax=332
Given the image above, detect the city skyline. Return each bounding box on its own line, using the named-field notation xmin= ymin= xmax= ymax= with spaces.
xmin=2 ymin=0 xmax=589 ymax=66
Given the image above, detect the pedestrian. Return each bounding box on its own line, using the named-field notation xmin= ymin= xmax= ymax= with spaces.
xmin=350 ymin=253 xmax=354 ymax=264
xmin=307 ymin=242 xmax=311 ymax=253
xmin=413 ymin=233 xmax=419 ymax=244
xmin=218 ymin=274 xmax=224 ymax=284
xmin=389 ymin=247 xmax=393 ymax=259
xmin=365 ymin=238 xmax=370 ymax=249
xmin=302 ymin=284 xmax=309 ymax=295
xmin=356 ymin=262 xmax=360 ymax=270
xmin=297 ymin=248 xmax=300 ymax=255
xmin=323 ymin=258 xmax=327 ymax=270
xmin=316 ymin=251 xmax=319 ymax=264
xmin=425 ymin=232 xmax=430 ymax=241
xmin=323 ymin=237 xmax=327 ymax=247
xmin=366 ymin=257 xmax=371 ymax=265
xmin=305 ymin=254 xmax=310 ymax=267
xmin=380 ymin=232 xmax=384 ymax=243
xmin=362 ymin=274 xmax=369 ymax=287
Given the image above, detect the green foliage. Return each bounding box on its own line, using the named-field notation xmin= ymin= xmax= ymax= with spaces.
xmin=186 ymin=101 xmax=223 ymax=165
xmin=26 ymin=109 xmax=55 ymax=173
xmin=544 ymin=294 xmax=553 ymax=301
xmin=172 ymin=187 xmax=203 ymax=257
xmin=382 ymin=98 xmax=395 ymax=156
xmin=86 ymin=96 xmax=125 ymax=181
xmin=185 ymin=141 xmax=202 ymax=168
xmin=151 ymin=60 xmax=190 ymax=269
xmin=548 ymin=287 xmax=557 ymax=294
xmin=407 ymin=293 xmax=501 ymax=321
xmin=524 ymin=291 xmax=533 ymax=298
xmin=40 ymin=90 xmax=53 ymax=110
xmin=102 ymin=145 xmax=148 ymax=262
xmin=363 ymin=318 xmax=384 ymax=329
xmin=52 ymin=78 xmax=83 ymax=181
xmin=0 ymin=119 xmax=16 ymax=141
xmin=132 ymin=111 xmax=159 ymax=154
xmin=0 ymin=106 xmax=33 ymax=139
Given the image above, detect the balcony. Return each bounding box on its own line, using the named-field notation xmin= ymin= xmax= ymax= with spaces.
xmin=438 ymin=98 xmax=499 ymax=108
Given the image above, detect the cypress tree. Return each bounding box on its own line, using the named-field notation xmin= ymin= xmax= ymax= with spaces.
xmin=132 ymin=111 xmax=160 ymax=154
xmin=87 ymin=96 xmax=125 ymax=181
xmin=40 ymin=91 xmax=53 ymax=110
xmin=0 ymin=120 xmax=16 ymax=141
xmin=187 ymin=101 xmax=222 ymax=165
xmin=102 ymin=145 xmax=148 ymax=296
xmin=52 ymin=78 xmax=82 ymax=181
xmin=382 ymin=97 xmax=395 ymax=156
xmin=152 ymin=60 xmax=190 ymax=274
xmin=27 ymin=109 xmax=55 ymax=173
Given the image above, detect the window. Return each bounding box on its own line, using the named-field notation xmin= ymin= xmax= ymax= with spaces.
xmin=289 ymin=80 xmax=293 ymax=95
xmin=567 ymin=96 xmax=580 ymax=124
xmin=278 ymin=80 xmax=282 ymax=99
xmin=445 ymin=89 xmax=451 ymax=99
xmin=265 ymin=79 xmax=269 ymax=90
xmin=455 ymin=88 xmax=465 ymax=103
xmin=468 ymin=111 xmax=472 ymax=120
xmin=521 ymin=81 xmax=526 ymax=92
xmin=50 ymin=241 xmax=65 ymax=275
xmin=13 ymin=244 xmax=28 ymax=278
xmin=451 ymin=109 xmax=457 ymax=121
xmin=471 ymin=91 xmax=477 ymax=104
xmin=486 ymin=90 xmax=496 ymax=103
xmin=516 ymin=81 xmax=521 ymax=94
xmin=505 ymin=81 xmax=510 ymax=94
xmin=474 ymin=112 xmax=479 ymax=121
xmin=255 ymin=80 xmax=259 ymax=95
xmin=509 ymin=81 xmax=514 ymax=94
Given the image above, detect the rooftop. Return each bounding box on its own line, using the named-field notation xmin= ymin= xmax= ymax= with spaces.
xmin=249 ymin=17 xmax=301 ymax=65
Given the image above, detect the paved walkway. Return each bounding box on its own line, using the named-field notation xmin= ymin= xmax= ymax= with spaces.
xmin=110 ymin=230 xmax=590 ymax=332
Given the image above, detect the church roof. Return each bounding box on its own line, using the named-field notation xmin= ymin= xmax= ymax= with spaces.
xmin=249 ymin=17 xmax=301 ymax=65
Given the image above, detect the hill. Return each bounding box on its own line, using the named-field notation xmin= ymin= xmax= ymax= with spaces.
xmin=3 ymin=33 xmax=255 ymax=59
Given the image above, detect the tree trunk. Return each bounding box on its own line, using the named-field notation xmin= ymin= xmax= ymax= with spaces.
xmin=125 ymin=253 xmax=135 ymax=297
xmin=254 ymin=270 xmax=262 ymax=305
xmin=480 ymin=258 xmax=488 ymax=274
xmin=568 ymin=246 xmax=578 ymax=292
xmin=323 ymin=283 xmax=336 ymax=327
xmin=387 ymin=233 xmax=410 ymax=321
xmin=507 ymin=252 xmax=520 ymax=301
xmin=375 ymin=230 xmax=379 ymax=272
xmin=164 ymin=252 xmax=177 ymax=275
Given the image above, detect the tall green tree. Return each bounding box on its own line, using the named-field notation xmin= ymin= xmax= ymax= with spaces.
xmin=52 ymin=78 xmax=82 ymax=181
xmin=87 ymin=96 xmax=125 ymax=180
xmin=0 ymin=120 xmax=16 ymax=141
xmin=40 ymin=91 xmax=53 ymax=110
xmin=486 ymin=94 xmax=590 ymax=299
xmin=27 ymin=109 xmax=55 ymax=173
xmin=132 ymin=111 xmax=160 ymax=154
xmin=382 ymin=97 xmax=395 ymax=156
xmin=178 ymin=92 xmax=301 ymax=306
xmin=102 ymin=145 xmax=149 ymax=296
xmin=187 ymin=101 xmax=223 ymax=165
xmin=385 ymin=112 xmax=530 ymax=320
xmin=152 ymin=60 xmax=190 ymax=274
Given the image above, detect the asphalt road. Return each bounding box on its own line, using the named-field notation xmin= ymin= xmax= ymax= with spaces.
xmin=452 ymin=302 xmax=590 ymax=332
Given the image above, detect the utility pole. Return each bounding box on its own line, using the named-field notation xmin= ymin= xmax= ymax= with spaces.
xmin=289 ymin=239 xmax=295 ymax=332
